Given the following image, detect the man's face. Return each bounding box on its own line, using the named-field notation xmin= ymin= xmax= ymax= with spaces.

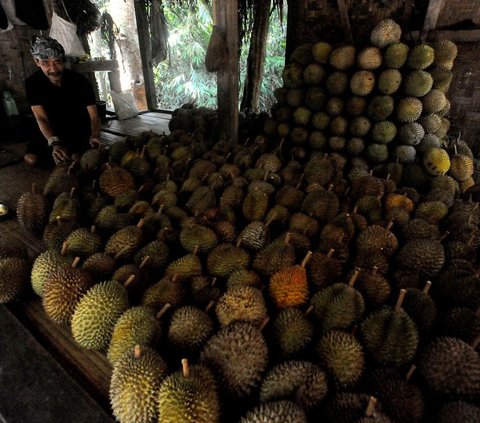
xmin=35 ymin=57 xmax=65 ymax=85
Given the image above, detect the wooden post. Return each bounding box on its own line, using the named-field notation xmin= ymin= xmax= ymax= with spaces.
xmin=215 ymin=0 xmax=239 ymax=147
xmin=421 ymin=0 xmax=446 ymax=42
xmin=402 ymin=0 xmax=414 ymax=33
xmin=336 ymin=0 xmax=353 ymax=44
xmin=134 ymin=0 xmax=157 ymax=109
xmin=240 ymin=0 xmax=270 ymax=113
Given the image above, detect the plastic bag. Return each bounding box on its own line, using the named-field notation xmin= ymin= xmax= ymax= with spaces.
xmin=111 ymin=90 xmax=139 ymax=120
xmin=49 ymin=11 xmax=86 ymax=57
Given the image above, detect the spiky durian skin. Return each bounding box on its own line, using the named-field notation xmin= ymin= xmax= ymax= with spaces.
xmin=240 ymin=400 xmax=308 ymax=423
xmin=316 ymin=330 xmax=364 ymax=387
xmin=370 ymin=19 xmax=401 ymax=48
xmin=31 ymin=249 xmax=71 ymax=297
xmin=0 ymin=258 xmax=30 ymax=303
xmin=158 ymin=364 xmax=220 ymax=423
xmin=179 ymin=224 xmax=218 ymax=253
xmin=141 ymin=277 xmax=186 ymax=310
xmin=110 ymin=346 xmax=167 ymax=423
xmin=270 ymin=308 xmax=314 ymax=358
xmin=360 ymin=306 xmax=419 ymax=366
xmin=419 ymin=337 xmax=480 ymax=396
xmin=99 ymin=166 xmax=135 ymax=197
xmin=64 ymin=228 xmax=102 ymax=258
xmin=105 ymin=226 xmax=143 ymax=261
xmin=440 ymin=307 xmax=480 ymax=343
xmin=396 ymin=97 xmax=423 ymax=123
xmin=269 ymin=265 xmax=309 ymax=308
xmin=207 ymin=243 xmax=250 ymax=277
xmin=383 ymin=42 xmax=409 ymax=68
xmin=395 ymin=238 xmax=445 ymax=277
xmin=200 ymin=321 xmax=268 ymax=398
xmin=167 ymin=306 xmax=214 ymax=355
xmin=16 ymin=190 xmax=49 ymax=234
xmin=107 ymin=306 xmax=161 ymax=365
xmin=165 ymin=253 xmax=203 ymax=279
xmin=260 ymin=361 xmax=328 ymax=410
xmin=253 ymin=238 xmax=296 ymax=276
xmin=71 ymin=281 xmax=129 ymax=350
xmin=42 ymin=266 xmax=94 ymax=325
xmin=436 ymin=401 xmax=480 ymax=423
xmin=402 ymin=289 xmax=437 ymax=335
xmin=215 ymin=286 xmax=267 ymax=327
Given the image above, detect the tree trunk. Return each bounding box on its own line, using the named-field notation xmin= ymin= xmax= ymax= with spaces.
xmin=240 ymin=0 xmax=270 ymax=113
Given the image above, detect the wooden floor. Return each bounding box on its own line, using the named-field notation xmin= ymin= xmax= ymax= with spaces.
xmin=0 ymin=112 xmax=171 ymax=419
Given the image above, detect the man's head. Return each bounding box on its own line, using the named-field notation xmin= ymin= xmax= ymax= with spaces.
xmin=30 ymin=36 xmax=66 ymax=85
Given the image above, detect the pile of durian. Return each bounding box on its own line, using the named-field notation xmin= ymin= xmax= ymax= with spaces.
xmin=1 ymin=17 xmax=479 ymax=423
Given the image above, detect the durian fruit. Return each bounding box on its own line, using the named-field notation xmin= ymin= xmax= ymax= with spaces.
xmin=95 ymin=205 xmax=133 ymax=233
xmin=42 ymin=217 xmax=80 ymax=250
xmin=418 ymin=337 xmax=480 ymax=396
xmin=215 ymin=286 xmax=267 ymax=327
xmin=80 ymin=148 xmax=103 ymax=172
xmin=357 ymin=47 xmax=382 ymax=70
xmin=269 ymin=307 xmax=314 ymax=359
xmin=402 ymin=281 xmax=437 ymax=335
xmin=282 ymin=62 xmax=304 ymax=88
xmin=260 ymin=360 xmax=328 ymax=410
xmin=360 ymin=289 xmax=419 ymax=366
xmin=323 ymin=393 xmax=388 ymax=423
xmin=110 ymin=345 xmax=167 ymax=423
xmin=268 ymin=251 xmax=311 ymax=309
xmin=307 ymin=249 xmax=343 ymax=289
xmin=43 ymin=163 xmax=78 ymax=199
xmin=158 ymin=359 xmax=220 ymax=423
xmin=42 ymin=257 xmax=93 ymax=325
xmin=105 ymin=219 xmax=144 ymax=261
xmin=398 ymin=122 xmax=425 ymax=145
xmin=0 ymin=257 xmax=30 ymax=303
xmin=165 ymin=251 xmax=202 ymax=280
xmin=64 ymin=226 xmax=102 ymax=258
xmin=367 ymin=96 xmax=394 ymax=121
xmin=188 ymin=276 xmax=221 ymax=309
xmin=377 ymin=69 xmax=402 ymax=95
xmin=107 ymin=306 xmax=162 ymax=365
xmin=253 ymin=233 xmax=296 ymax=276
xmin=167 ymin=305 xmax=214 ymax=356
xmin=310 ymin=270 xmax=365 ymax=334
xmin=31 ymin=246 xmax=72 ymax=296
xmin=350 ymin=71 xmax=376 ymax=96
xmin=366 ymin=143 xmax=389 ymax=163
xmin=436 ymin=401 xmax=480 ymax=423
xmin=316 ymin=330 xmax=365 ymax=388
xmin=312 ymin=41 xmax=332 ymax=64
xmin=431 ymin=67 xmax=454 ymax=92
xmin=200 ymin=321 xmax=268 ymax=398
xmin=326 ymin=71 xmax=349 ymax=96
xmin=179 ymin=222 xmax=218 ymax=253
xmin=329 ymin=45 xmax=356 ymax=70
xmin=440 ymin=307 xmax=480 ymax=344
xmin=423 ymin=146 xmax=451 ymax=177
xmin=240 ymin=400 xmax=308 ymax=423
xmin=414 ymin=200 xmax=449 ymax=225
xmin=422 ymin=89 xmax=447 ymax=114
xmin=433 ymin=39 xmax=458 ymax=69
xmin=186 ymin=186 xmax=216 ymax=215
xmin=301 ymin=187 xmax=340 ymax=222
xmin=367 ymin=368 xmax=425 ymax=423
xmin=242 ymin=191 xmax=269 ymax=222
xmin=403 ymin=70 xmax=433 ymax=97
xmin=71 ymin=280 xmax=129 ymax=350
xmin=396 ymin=97 xmax=423 ymax=123
xmin=371 ymin=121 xmax=397 ymax=144
xmin=133 ymin=239 xmax=169 ymax=273
xmin=355 ymin=267 xmax=391 ymax=307
xmin=370 ymin=19 xmax=401 ymax=48
xmin=407 ymin=44 xmax=435 ymax=70
xmin=419 ymin=113 xmax=442 ymax=133
xmin=449 ymin=151 xmax=474 ymax=182
xmin=207 ymin=243 xmax=250 ymax=277
xmin=16 ymin=183 xmax=49 ymax=234
xmin=303 ymin=63 xmax=326 ymax=86
xmin=383 ymin=42 xmax=409 ymax=68
xmin=141 ymin=276 xmax=186 ymax=310
xmin=236 ymin=219 xmax=272 ymax=251
xmin=227 ymin=268 xmax=262 ymax=290
xmin=395 ymin=237 xmax=444 ymax=277
xmin=99 ymin=165 xmax=135 ymax=197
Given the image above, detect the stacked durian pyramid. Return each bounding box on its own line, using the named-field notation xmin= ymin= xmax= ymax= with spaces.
xmin=4 ymin=17 xmax=480 ymax=423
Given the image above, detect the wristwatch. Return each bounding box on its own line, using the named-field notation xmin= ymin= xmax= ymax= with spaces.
xmin=48 ymin=136 xmax=62 ymax=147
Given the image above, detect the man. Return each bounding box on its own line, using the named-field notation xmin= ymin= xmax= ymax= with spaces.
xmin=25 ymin=35 xmax=101 ymax=166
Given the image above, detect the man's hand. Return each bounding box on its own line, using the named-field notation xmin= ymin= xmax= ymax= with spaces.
xmin=52 ymin=145 xmax=68 ymax=164
xmin=89 ymin=136 xmax=102 ymax=149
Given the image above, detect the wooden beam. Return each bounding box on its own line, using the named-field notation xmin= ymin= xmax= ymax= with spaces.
xmin=421 ymin=0 xmax=446 ymax=42
xmin=336 ymin=0 xmax=353 ymax=44
xmin=133 ymin=0 xmax=157 ymax=109
xmin=402 ymin=0 xmax=414 ymax=33
xmin=215 ymin=0 xmax=239 ymax=146
xmin=411 ymin=29 xmax=480 ymax=43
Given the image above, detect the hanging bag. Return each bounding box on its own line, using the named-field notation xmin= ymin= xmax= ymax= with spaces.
xmin=49 ymin=0 xmax=86 ymax=58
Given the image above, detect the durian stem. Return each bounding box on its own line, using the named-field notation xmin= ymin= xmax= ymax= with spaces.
xmin=454 ymin=143 xmax=458 ymax=155
xmin=192 ymin=245 xmax=200 ymax=255
xmin=305 ymin=305 xmax=314 ymax=315
xmin=327 ymin=248 xmax=335 ymax=258
xmin=90 ymin=225 xmax=96 ymax=234
xmin=263 ymin=170 xmax=269 ymax=182
xmin=348 ymin=268 xmax=361 ymax=287
xmin=328 ymin=184 xmax=334 ymax=192
xmin=139 ymin=255 xmax=150 ymax=269
xmin=92 ymin=179 xmax=96 ymax=190
xmin=344 ymin=186 xmax=350 ymax=195
xmin=386 ymin=173 xmax=391 ymax=181
xmin=61 ymin=241 xmax=69 ymax=256
xmin=156 ymin=303 xmax=171 ymax=320
xmin=386 ymin=220 xmax=394 ymax=231
xmin=395 ymin=289 xmax=407 ymax=313
xmin=243 ymin=137 xmax=250 ymax=146
xmin=182 ymin=358 xmax=190 ymax=378
xmin=372 ymin=266 xmax=378 ymax=276
xmin=201 ymin=172 xmax=210 ymax=182
xmin=406 ymin=364 xmax=417 ymax=382
xmin=69 ymin=187 xmax=76 ymax=199
xmin=265 ymin=213 xmax=276 ymax=227
xmin=365 ymin=396 xmax=377 ymax=417
xmin=133 ymin=344 xmax=142 ymax=359
xmin=124 ymin=274 xmax=136 ymax=288
xmin=471 ymin=333 xmax=480 ymax=350
xmin=301 ymin=251 xmax=313 ymax=268
xmin=439 ymin=231 xmax=450 ymax=242
xmin=284 ymin=232 xmax=291 ymax=245
xmin=259 ymin=317 xmax=270 ymax=331
xmin=136 ymin=218 xmax=145 ymax=229
xmin=353 ymin=205 xmax=358 ymax=214
xmin=139 ymin=184 xmax=145 ymax=193
xmin=140 ymin=144 xmax=146 ymax=159
xmin=71 ymin=256 xmax=81 ymax=268
xmin=423 ymin=281 xmax=432 ymax=294
xmin=31 ymin=182 xmax=37 ymax=194
xmin=467 ymin=233 xmax=476 ymax=247
xmin=211 ymin=277 xmax=217 ymax=287
xmin=114 ymin=246 xmax=130 ymax=260
xmin=236 ymin=237 xmax=243 ymax=248
xmin=68 ymin=162 xmax=76 ymax=174
xmin=205 ymin=300 xmax=215 ymax=313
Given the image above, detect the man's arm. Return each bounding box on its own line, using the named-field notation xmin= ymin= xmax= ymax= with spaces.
xmin=87 ymin=104 xmax=102 ymax=148
xmin=31 ymin=105 xmax=67 ymax=162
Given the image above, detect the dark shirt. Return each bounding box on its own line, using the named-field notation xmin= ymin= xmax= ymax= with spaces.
xmin=26 ymin=69 xmax=95 ymax=149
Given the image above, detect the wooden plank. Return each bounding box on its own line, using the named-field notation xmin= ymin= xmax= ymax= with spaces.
xmin=410 ymin=29 xmax=480 ymax=42
xmin=421 ymin=0 xmax=446 ymax=41
xmin=8 ymin=298 xmax=112 ymax=405
xmin=402 ymin=0 xmax=414 ymax=32
xmin=72 ymin=60 xmax=119 ymax=73
xmin=336 ymin=0 xmax=353 ymax=44
xmin=133 ymin=0 xmax=157 ymax=109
